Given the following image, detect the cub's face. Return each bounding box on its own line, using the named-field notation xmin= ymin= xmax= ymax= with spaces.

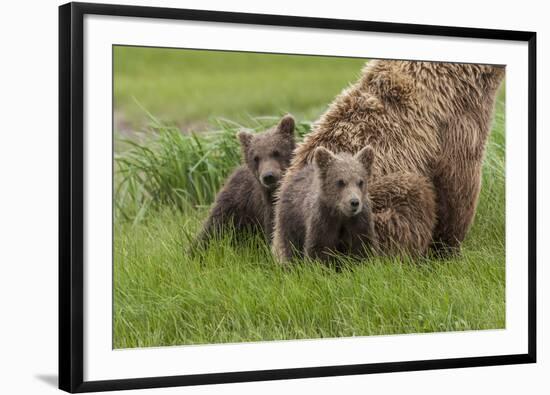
xmin=237 ymin=115 xmax=296 ymax=190
xmin=314 ymin=146 xmax=374 ymax=218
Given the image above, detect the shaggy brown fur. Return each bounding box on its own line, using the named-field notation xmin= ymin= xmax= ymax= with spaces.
xmin=369 ymin=173 xmax=437 ymax=255
xmin=272 ymin=146 xmax=378 ymax=263
xmin=198 ymin=115 xmax=296 ymax=244
xmin=283 ymin=60 xmax=504 ymax=255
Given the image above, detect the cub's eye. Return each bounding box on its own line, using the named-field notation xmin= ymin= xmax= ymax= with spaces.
xmin=253 ymin=156 xmax=260 ymax=163
xmin=358 ymin=180 xmax=364 ymax=188
xmin=337 ymin=179 xmax=346 ymax=188
xmin=272 ymin=150 xmax=280 ymax=158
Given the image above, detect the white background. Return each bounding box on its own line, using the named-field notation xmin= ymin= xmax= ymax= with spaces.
xmin=0 ymin=0 xmax=547 ymax=394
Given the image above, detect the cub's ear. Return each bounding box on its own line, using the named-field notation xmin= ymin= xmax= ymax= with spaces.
xmin=237 ymin=130 xmax=253 ymax=150
xmin=276 ymin=114 xmax=295 ymax=137
xmin=314 ymin=147 xmax=336 ymax=174
xmin=355 ymin=146 xmax=375 ymax=177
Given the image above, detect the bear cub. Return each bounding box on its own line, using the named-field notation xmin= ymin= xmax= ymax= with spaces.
xmin=198 ymin=115 xmax=296 ymax=245
xmin=272 ymin=146 xmax=378 ymax=263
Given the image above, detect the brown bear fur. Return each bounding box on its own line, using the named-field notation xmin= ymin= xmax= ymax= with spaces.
xmin=198 ymin=115 xmax=296 ymax=244
xmin=369 ymin=172 xmax=437 ymax=255
xmin=283 ymin=60 xmax=504 ymax=255
xmin=272 ymin=146 xmax=378 ymax=263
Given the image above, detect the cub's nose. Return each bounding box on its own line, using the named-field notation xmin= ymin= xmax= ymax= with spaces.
xmin=350 ymin=198 xmax=360 ymax=209
xmin=262 ymin=172 xmax=276 ymax=186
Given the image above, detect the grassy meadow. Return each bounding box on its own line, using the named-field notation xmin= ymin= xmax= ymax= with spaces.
xmin=114 ymin=46 xmax=366 ymax=131
xmin=113 ymin=46 xmax=506 ymax=348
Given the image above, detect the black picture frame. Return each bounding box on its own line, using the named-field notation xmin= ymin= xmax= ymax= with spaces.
xmin=59 ymin=2 xmax=537 ymax=393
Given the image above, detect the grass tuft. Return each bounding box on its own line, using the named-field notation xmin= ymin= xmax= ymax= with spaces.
xmin=115 ymin=115 xmax=311 ymax=223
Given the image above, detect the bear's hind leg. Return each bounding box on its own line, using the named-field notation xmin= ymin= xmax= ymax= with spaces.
xmin=271 ymin=206 xmax=298 ymax=263
xmin=431 ymin=117 xmax=489 ymax=256
xmin=431 ymin=160 xmax=482 ymax=256
xmin=271 ymin=226 xmax=294 ymax=263
xmin=195 ymin=201 xmax=234 ymax=247
xmin=370 ymin=173 xmax=437 ymax=256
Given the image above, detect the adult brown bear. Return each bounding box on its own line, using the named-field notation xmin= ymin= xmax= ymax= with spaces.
xmin=277 ymin=60 xmax=504 ymax=256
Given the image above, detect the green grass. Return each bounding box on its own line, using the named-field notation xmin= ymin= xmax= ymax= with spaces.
xmin=113 ymin=48 xmax=505 ymax=348
xmin=114 ymin=208 xmax=504 ymax=348
xmin=114 ymin=46 xmax=366 ymax=130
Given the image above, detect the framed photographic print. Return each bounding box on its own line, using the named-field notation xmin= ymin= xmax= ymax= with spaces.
xmin=59 ymin=2 xmax=537 ymax=392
